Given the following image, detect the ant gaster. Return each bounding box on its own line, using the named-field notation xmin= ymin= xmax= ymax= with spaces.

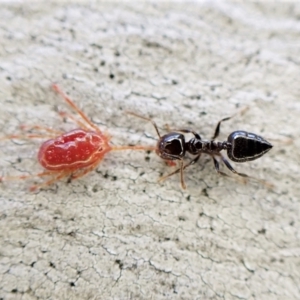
xmin=129 ymin=110 xmax=273 ymax=189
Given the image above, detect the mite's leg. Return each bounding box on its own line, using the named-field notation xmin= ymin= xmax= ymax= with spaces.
xmin=58 ymin=111 xmax=90 ymax=131
xmin=0 ymin=171 xmax=54 ymax=183
xmin=111 ymin=145 xmax=156 ymax=152
xmin=69 ymin=159 xmax=105 ymax=181
xmin=211 ymin=106 xmax=249 ymax=140
xmin=0 ymin=118 xmax=63 ymax=143
xmin=19 ymin=125 xmax=62 ymax=135
xmin=0 ymin=134 xmax=55 ymax=140
xmin=0 ymin=125 xmax=61 ymax=141
xmin=0 ymin=170 xmax=61 ymax=192
xmin=29 ymin=171 xmax=71 ymax=191
xmin=126 ymin=112 xmax=161 ymax=138
xmin=52 ymin=84 xmax=100 ymax=132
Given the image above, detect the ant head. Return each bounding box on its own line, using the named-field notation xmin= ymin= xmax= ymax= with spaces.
xmin=156 ymin=132 xmax=186 ymax=161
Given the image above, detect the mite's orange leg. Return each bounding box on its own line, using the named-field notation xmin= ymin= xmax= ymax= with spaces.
xmin=69 ymin=145 xmax=156 ymax=182
xmin=0 ymin=125 xmax=62 ymax=141
xmin=29 ymin=171 xmax=71 ymax=191
xmin=0 ymin=170 xmax=54 ymax=186
xmin=58 ymin=111 xmax=90 ymax=131
xmin=70 ymin=159 xmax=104 ymax=181
xmin=52 ymin=84 xmax=101 ymax=133
xmin=111 ymin=145 xmax=156 ymax=151
xmin=19 ymin=125 xmax=63 ymax=135
xmin=0 ymin=134 xmax=58 ymax=141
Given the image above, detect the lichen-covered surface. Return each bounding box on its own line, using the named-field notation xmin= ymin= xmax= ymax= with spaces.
xmin=0 ymin=1 xmax=299 ymax=299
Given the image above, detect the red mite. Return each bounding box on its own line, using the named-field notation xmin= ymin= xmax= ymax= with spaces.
xmin=0 ymin=84 xmax=154 ymax=191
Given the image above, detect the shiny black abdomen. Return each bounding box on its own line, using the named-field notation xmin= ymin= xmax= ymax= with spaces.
xmin=227 ymin=131 xmax=273 ymax=162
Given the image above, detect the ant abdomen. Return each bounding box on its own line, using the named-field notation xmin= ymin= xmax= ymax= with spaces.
xmin=227 ymin=131 xmax=273 ymax=163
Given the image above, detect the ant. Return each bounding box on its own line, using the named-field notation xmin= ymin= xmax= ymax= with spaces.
xmin=0 ymin=84 xmax=155 ymax=191
xmin=128 ymin=109 xmax=273 ymax=189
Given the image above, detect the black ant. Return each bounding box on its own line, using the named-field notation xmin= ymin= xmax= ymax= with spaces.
xmin=128 ymin=109 xmax=273 ymax=189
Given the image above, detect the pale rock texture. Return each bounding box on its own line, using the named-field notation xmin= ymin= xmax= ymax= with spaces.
xmin=0 ymin=1 xmax=299 ymax=299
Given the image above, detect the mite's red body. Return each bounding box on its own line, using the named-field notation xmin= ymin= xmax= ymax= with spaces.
xmin=0 ymin=84 xmax=154 ymax=191
xmin=38 ymin=129 xmax=112 ymax=171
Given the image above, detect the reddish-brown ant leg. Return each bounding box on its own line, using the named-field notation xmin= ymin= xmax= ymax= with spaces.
xmin=159 ymin=159 xmax=186 ymax=189
xmin=126 ymin=113 xmax=177 ymax=164
xmin=126 ymin=112 xmax=161 ymax=138
xmin=158 ymin=155 xmax=201 ymax=187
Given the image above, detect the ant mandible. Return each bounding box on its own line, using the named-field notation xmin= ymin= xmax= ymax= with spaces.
xmin=128 ymin=109 xmax=273 ymax=189
xmin=0 ymin=84 xmax=155 ymax=191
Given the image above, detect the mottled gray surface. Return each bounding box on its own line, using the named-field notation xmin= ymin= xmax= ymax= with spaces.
xmin=0 ymin=1 xmax=299 ymax=299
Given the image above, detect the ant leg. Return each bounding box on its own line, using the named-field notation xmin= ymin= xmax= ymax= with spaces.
xmin=212 ymin=156 xmax=230 ymax=177
xmin=179 ymin=160 xmax=186 ymax=189
xmin=126 ymin=112 xmax=161 ymax=138
xmin=164 ymin=123 xmax=171 ymax=132
xmin=211 ymin=106 xmax=249 ymax=140
xmin=52 ymin=84 xmax=100 ymax=133
xmin=158 ymin=155 xmax=201 ymax=187
xmin=169 ymin=129 xmax=201 ymax=140
xmin=216 ymin=154 xmax=273 ymax=188
xmin=159 ymin=160 xmax=186 ymax=189
xmin=220 ymin=155 xmax=249 ymax=177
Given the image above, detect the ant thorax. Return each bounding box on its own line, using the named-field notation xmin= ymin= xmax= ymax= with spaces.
xmin=186 ymin=138 xmax=203 ymax=155
xmin=187 ymin=138 xmax=229 ymax=155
